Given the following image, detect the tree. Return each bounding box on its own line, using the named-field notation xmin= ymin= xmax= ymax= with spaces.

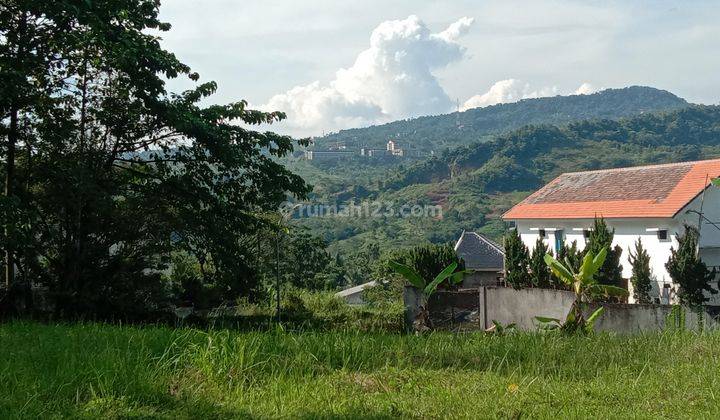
xmin=389 ymin=260 xmax=466 ymax=331
xmin=503 ymin=228 xmax=530 ymax=289
xmin=666 ymin=225 xmax=717 ymax=306
xmin=385 ymin=243 xmax=464 ymax=288
xmin=529 ymin=237 xmax=551 ymax=288
xmin=585 ymin=217 xmax=624 ymax=288
xmin=0 ymin=1 xmax=310 ymax=317
xmin=539 ymin=248 xmax=629 ymax=333
xmin=554 ymin=240 xmax=583 ymax=289
xmin=628 ymin=238 xmax=653 ymax=304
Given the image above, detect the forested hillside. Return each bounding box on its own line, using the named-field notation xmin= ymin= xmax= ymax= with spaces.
xmin=312 ymin=86 xmax=688 ymax=152
xmin=296 ymin=105 xmax=720 ymax=284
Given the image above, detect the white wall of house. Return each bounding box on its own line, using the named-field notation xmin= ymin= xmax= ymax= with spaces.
xmin=511 ymin=186 xmax=720 ymax=305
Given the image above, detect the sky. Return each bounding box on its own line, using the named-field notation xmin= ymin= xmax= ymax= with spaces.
xmin=157 ymin=0 xmax=720 ymax=137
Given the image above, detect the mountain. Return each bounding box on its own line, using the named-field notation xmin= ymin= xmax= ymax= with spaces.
xmin=311 ymin=86 xmax=688 ymax=153
xmin=296 ymin=105 xmax=720 ymax=260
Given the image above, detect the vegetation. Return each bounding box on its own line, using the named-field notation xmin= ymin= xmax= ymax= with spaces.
xmin=628 ymin=238 xmax=654 ymax=304
xmin=666 ymin=225 xmax=717 ymax=306
xmin=314 ymin=86 xmax=688 ymax=153
xmin=389 ymin=259 xmax=466 ymax=331
xmin=529 ymin=237 xmax=552 ymax=288
xmin=4 ymin=322 xmax=720 ymax=418
xmin=585 ymin=218 xmax=624 ymax=289
xmin=554 ymin=240 xmax=584 ymax=287
xmin=540 ymin=249 xmax=629 ymax=333
xmin=295 ymin=105 xmax=720 ymax=284
xmin=0 ymin=1 xmax=352 ymax=317
xmin=503 ymin=228 xmax=530 ymax=289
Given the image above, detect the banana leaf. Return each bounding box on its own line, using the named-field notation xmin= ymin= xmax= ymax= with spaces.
xmin=424 ymin=262 xmax=459 ymax=296
xmin=544 ymin=254 xmax=574 ymax=285
xmin=388 ymin=261 xmax=425 ymax=290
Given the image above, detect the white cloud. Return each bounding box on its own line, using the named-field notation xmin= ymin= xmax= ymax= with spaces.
xmin=262 ymin=15 xmax=474 ymax=136
xmin=461 ymin=79 xmax=600 ymax=111
xmin=574 ymin=82 xmax=599 ymax=95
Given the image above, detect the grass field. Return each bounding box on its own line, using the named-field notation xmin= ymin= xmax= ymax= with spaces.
xmin=2 ymin=322 xmax=720 ymax=418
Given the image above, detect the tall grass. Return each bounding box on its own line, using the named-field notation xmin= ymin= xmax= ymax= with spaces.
xmin=2 ymin=322 xmax=720 ymax=418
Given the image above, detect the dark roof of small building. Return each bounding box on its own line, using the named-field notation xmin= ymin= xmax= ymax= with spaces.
xmin=454 ymin=231 xmax=504 ymax=271
xmin=503 ymin=158 xmax=720 ymax=219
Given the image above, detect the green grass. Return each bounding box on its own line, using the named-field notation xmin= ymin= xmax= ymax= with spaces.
xmin=2 ymin=322 xmax=720 ymax=418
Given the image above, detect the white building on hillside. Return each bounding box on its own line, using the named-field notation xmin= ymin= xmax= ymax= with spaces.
xmin=503 ymin=158 xmax=720 ymax=304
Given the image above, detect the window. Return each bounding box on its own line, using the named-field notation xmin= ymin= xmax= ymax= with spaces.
xmin=507 ymin=221 xmax=516 ymax=229
xmin=583 ymin=229 xmax=591 ymax=240
xmin=554 ymin=230 xmax=565 ymax=252
xmin=657 ymin=229 xmax=668 ymax=241
xmin=538 ymin=229 xmax=546 ymax=238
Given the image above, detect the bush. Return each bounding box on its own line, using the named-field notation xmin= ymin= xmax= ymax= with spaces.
xmin=628 ymin=238 xmax=653 ymax=304
xmin=504 ymin=228 xmax=530 ymax=289
xmin=666 ymin=225 xmax=717 ymax=306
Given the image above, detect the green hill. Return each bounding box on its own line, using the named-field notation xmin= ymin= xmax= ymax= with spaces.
xmin=312 ymin=86 xmax=688 ymax=153
xmin=296 ymin=105 xmax=720 ymax=259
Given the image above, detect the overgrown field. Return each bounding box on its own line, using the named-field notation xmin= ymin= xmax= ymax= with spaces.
xmin=2 ymin=322 xmax=720 ymax=418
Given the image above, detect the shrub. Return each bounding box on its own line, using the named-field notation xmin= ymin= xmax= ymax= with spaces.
xmin=585 ymin=217 xmax=624 ymax=289
xmin=666 ymin=225 xmax=717 ymax=306
xmin=504 ymin=228 xmax=530 ymax=289
xmin=628 ymin=238 xmax=653 ymax=304
xmin=529 ymin=237 xmax=551 ymax=288
xmin=383 ymin=243 xmax=464 ymax=287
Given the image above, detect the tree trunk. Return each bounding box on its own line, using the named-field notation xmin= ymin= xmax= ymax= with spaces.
xmin=4 ymin=104 xmax=18 ymax=289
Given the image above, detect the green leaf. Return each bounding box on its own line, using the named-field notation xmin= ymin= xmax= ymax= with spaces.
xmin=591 ymin=247 xmax=607 ymax=273
xmin=586 ymin=306 xmax=605 ymax=331
xmin=449 ymin=269 xmax=469 ymax=285
xmin=579 ymin=251 xmax=595 ymax=282
xmin=424 ymin=262 xmax=459 ymax=296
xmin=534 ymin=316 xmax=561 ymax=323
xmin=712 ymin=177 xmax=720 ymax=187
xmin=544 ymin=254 xmax=574 ymax=285
xmin=388 ymin=261 xmax=425 ymax=290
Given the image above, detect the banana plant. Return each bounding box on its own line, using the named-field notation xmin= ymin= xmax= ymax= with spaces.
xmin=389 ymin=260 xmax=467 ymax=331
xmin=536 ymin=247 xmax=629 ymax=333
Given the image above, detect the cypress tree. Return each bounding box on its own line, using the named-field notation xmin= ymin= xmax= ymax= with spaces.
xmin=666 ymin=225 xmax=717 ymax=306
xmin=586 ymin=217 xmax=624 ymax=288
xmin=529 ymin=236 xmax=551 ymax=288
xmin=628 ymin=238 xmax=653 ymax=304
xmin=504 ymin=228 xmax=530 ymax=289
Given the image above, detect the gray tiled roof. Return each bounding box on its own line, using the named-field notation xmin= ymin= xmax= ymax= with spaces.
xmin=454 ymin=231 xmax=504 ymax=271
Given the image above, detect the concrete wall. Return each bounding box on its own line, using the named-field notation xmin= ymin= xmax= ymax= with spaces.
xmin=462 ymin=271 xmax=502 ymax=288
xmin=485 ymin=287 xmax=575 ymax=330
xmin=406 ymin=286 xmax=718 ymax=333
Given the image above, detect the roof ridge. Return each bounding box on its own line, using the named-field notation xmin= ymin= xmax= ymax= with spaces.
xmin=557 ymin=158 xmax=720 ymax=176
xmin=469 ymin=231 xmax=504 ymax=253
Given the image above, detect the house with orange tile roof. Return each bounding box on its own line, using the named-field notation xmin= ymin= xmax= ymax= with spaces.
xmin=503 ymin=158 xmax=720 ymax=304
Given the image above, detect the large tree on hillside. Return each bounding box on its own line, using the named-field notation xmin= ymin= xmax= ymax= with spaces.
xmin=0 ymin=0 xmax=309 ymax=316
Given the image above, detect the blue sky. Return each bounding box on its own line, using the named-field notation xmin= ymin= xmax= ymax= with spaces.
xmin=158 ymin=0 xmax=720 ymax=136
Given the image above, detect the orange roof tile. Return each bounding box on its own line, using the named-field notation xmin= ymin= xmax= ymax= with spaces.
xmin=503 ymin=158 xmax=720 ymax=220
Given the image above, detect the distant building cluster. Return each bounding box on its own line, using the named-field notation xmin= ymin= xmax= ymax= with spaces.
xmin=304 ymin=140 xmax=427 ymax=161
